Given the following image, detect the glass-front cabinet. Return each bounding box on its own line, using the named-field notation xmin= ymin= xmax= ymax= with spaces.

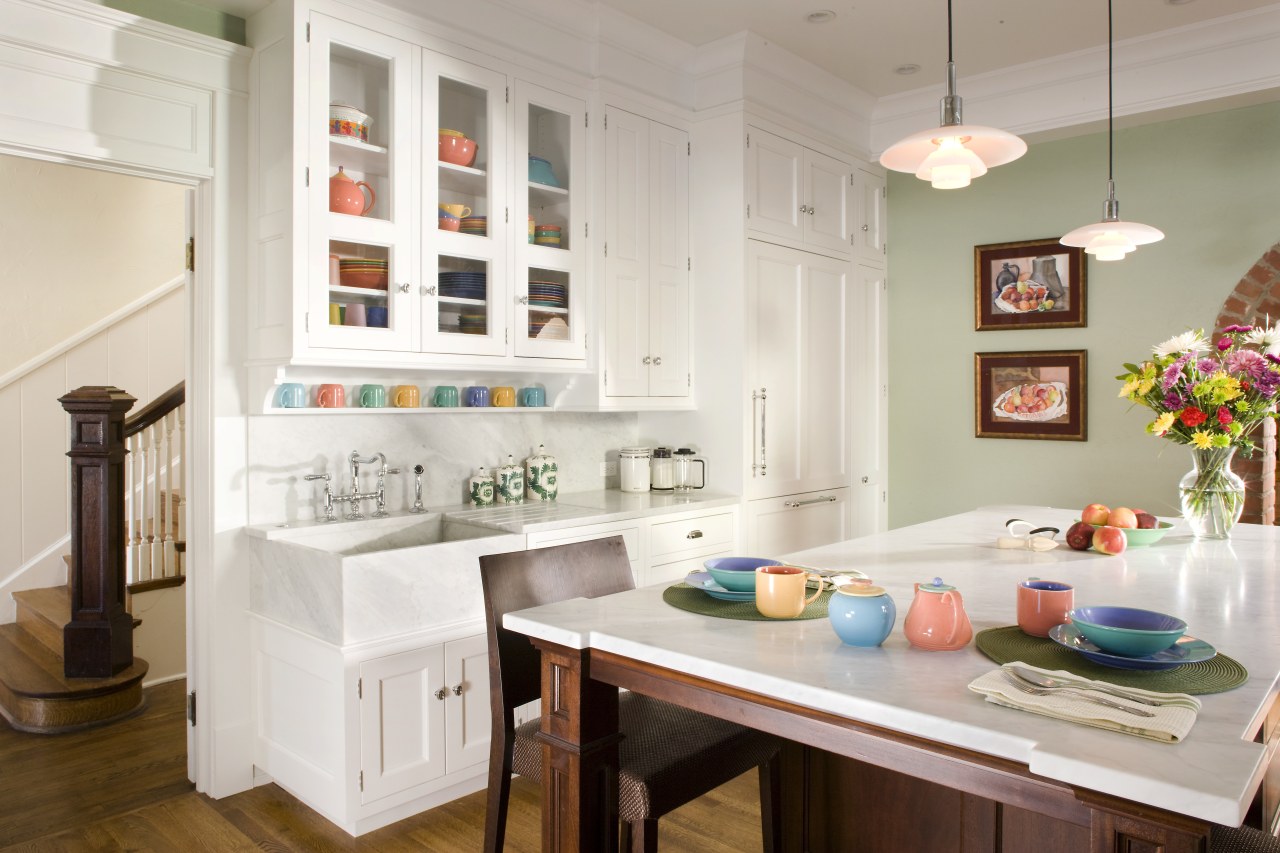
xmin=307 ymin=16 xmax=414 ymax=352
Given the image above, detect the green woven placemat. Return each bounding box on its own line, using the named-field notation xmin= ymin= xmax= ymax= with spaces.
xmin=663 ymin=583 xmax=833 ymax=621
xmin=975 ymin=626 xmax=1247 ymax=695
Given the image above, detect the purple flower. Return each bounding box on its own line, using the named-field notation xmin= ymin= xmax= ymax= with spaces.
xmin=1161 ymin=355 xmax=1190 ymax=391
xmin=1163 ymin=389 xmax=1186 ymax=410
xmin=1226 ymin=349 xmax=1268 ymax=379
xmin=1223 ymin=324 xmax=1254 ymax=334
xmin=1255 ymin=370 xmax=1280 ymax=399
xmin=1217 ymin=337 xmax=1233 ymax=352
xmin=1196 ymin=357 xmax=1220 ymax=375
xmin=1268 ymin=353 xmax=1280 ymax=366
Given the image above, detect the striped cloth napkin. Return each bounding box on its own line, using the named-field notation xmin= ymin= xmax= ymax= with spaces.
xmin=967 ymin=662 xmax=1201 ymax=743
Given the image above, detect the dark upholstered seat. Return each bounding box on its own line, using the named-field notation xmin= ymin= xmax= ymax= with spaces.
xmin=480 ymin=536 xmax=781 ymax=853
xmin=1212 ymin=824 xmax=1280 ymax=852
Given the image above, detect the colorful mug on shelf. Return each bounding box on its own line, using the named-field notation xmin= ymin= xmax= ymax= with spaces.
xmin=366 ymin=306 xmax=388 ymax=328
xmin=432 ymin=385 xmax=459 ymax=407
xmin=464 ymin=386 xmax=490 ymax=407
xmin=343 ymin=303 xmax=367 ymax=326
xmin=317 ymin=384 xmax=345 ymax=408
xmin=518 ymin=386 xmax=545 ymax=408
xmin=439 ymin=203 xmax=472 ymax=219
xmin=359 ymin=384 xmax=386 ymax=408
xmin=392 ymin=385 xmax=420 ymax=408
xmin=275 ymin=382 xmax=306 ymax=409
xmin=328 ymin=303 xmax=344 ymax=325
xmin=491 ymin=386 xmax=516 ymax=407
xmin=438 ymin=213 xmax=460 ymax=232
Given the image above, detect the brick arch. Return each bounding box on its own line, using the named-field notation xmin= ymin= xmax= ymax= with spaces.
xmin=1213 ymin=240 xmax=1280 ymax=526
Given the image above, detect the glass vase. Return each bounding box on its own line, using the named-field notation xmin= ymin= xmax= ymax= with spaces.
xmin=1178 ymin=446 xmax=1245 ymax=539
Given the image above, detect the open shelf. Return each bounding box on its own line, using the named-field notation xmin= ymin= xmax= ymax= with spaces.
xmin=440 ymin=161 xmax=488 ymax=196
xmin=330 ymin=135 xmax=389 ymax=176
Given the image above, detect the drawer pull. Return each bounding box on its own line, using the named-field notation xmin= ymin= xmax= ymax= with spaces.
xmin=434 ymin=688 xmax=448 ymax=701
xmin=783 ymin=495 xmax=838 ymax=509
xmin=686 ymin=529 xmax=703 ymax=539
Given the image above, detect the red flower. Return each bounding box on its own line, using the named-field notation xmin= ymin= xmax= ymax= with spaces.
xmin=1180 ymin=407 xmax=1208 ymax=427
xmin=1217 ymin=406 xmax=1234 ymax=427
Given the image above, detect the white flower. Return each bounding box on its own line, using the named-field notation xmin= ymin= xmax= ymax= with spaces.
xmin=1242 ymin=324 xmax=1280 ymax=357
xmin=1152 ymin=329 xmax=1209 ymax=358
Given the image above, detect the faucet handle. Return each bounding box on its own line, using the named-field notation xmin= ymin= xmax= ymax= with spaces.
xmin=304 ymin=473 xmax=330 ymax=482
xmin=384 ymin=467 xmax=402 ymax=475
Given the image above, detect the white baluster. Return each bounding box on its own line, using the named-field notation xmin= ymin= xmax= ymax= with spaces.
xmin=130 ymin=431 xmax=144 ymax=584
xmin=162 ymin=410 xmax=176 ymax=578
xmin=138 ymin=425 xmax=153 ymax=582
xmin=176 ymin=404 xmax=186 ymax=577
xmin=148 ymin=422 xmax=164 ymax=577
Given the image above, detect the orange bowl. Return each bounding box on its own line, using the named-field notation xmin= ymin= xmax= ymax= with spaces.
xmin=439 ymin=134 xmax=477 ymax=167
xmin=340 ymin=270 xmax=388 ymax=290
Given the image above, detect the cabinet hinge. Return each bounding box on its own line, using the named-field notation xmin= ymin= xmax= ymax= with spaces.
xmin=504 ymin=86 xmax=509 ymax=104
xmin=882 ymin=490 xmax=887 ymax=503
xmin=882 ymin=186 xmax=887 ymax=198
xmin=746 ymin=203 xmax=751 ymax=218
xmin=304 ymin=166 xmax=309 ymax=187
xmin=604 ymin=113 xmax=607 ymax=130
xmin=687 ymin=141 xmax=690 ymax=156
xmin=505 ymin=207 xmax=508 ymax=223
xmin=849 ymin=174 xmax=854 ymax=185
xmin=305 ymin=21 xmax=310 ymax=42
xmin=585 ymin=112 xmax=589 ymax=128
xmin=687 ymin=373 xmax=691 ymax=387
xmin=746 ymin=132 xmax=750 ymax=148
xmin=305 ymin=312 xmax=309 ymax=333
xmin=185 ymin=237 xmax=195 ymax=272
xmin=505 ymin=329 xmax=509 ymax=345
xmin=603 ymin=241 xmax=607 ymax=258
xmin=687 ymin=257 xmax=691 ymax=271
xmin=357 ymin=678 xmax=362 ymax=699
xmin=187 ymin=691 xmax=197 ymax=726
xmin=604 ymin=369 xmax=607 ymax=385
xmin=359 ymin=771 xmax=364 ymax=792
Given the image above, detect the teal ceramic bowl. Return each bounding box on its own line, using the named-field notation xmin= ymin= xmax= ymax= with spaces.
xmin=704 ymin=556 xmax=777 ymax=592
xmin=1085 ymin=520 xmax=1174 ymax=547
xmin=1069 ymin=606 xmax=1187 ymax=657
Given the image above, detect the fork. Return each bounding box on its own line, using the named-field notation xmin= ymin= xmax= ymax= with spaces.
xmin=1002 ymin=673 xmax=1157 ymax=718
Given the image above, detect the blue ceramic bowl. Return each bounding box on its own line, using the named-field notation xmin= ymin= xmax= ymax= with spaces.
xmin=704 ymin=556 xmax=778 ymax=592
xmin=528 ymin=155 xmax=559 ymax=187
xmin=1069 ymin=606 xmax=1187 ymax=657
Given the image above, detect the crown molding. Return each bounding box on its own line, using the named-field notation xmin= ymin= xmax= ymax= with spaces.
xmin=871 ymin=5 xmax=1280 ymax=154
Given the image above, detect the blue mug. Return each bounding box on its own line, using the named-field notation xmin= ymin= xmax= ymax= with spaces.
xmin=367 ymin=306 xmax=388 ymax=328
xmin=518 ymin=386 xmax=546 ymax=407
xmin=275 ymin=382 xmax=306 ymax=408
xmin=464 ymin=385 xmax=489 ymax=407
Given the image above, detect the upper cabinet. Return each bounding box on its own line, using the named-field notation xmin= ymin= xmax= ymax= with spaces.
xmin=248 ymin=10 xmax=589 ymax=370
xmin=745 ymin=126 xmax=853 ymax=258
xmin=852 ymin=167 xmax=887 ymax=265
xmin=602 ymin=108 xmax=690 ymax=402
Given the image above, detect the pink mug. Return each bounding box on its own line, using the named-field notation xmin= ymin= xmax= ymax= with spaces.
xmin=1016 ymin=579 xmax=1074 ymax=638
xmin=317 ymin=384 xmax=345 ymax=408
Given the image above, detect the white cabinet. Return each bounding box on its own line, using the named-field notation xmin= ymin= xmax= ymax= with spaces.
xmin=644 ymin=508 xmax=736 ymax=586
xmin=853 ymin=168 xmax=887 ymax=264
xmin=746 ymin=488 xmax=850 ymax=556
xmin=746 ymin=126 xmax=852 ymax=257
xmin=603 ymin=107 xmax=690 ymax=400
xmin=745 ymin=241 xmax=853 ymax=501
xmin=851 ymin=263 xmax=888 ymax=537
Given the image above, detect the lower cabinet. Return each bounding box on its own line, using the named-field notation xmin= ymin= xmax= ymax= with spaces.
xmin=746 ymin=488 xmax=850 ymax=556
xmin=645 ymin=508 xmax=737 ymax=585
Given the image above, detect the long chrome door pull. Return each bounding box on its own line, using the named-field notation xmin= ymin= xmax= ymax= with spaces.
xmin=783 ymin=495 xmax=838 ymax=508
xmin=751 ymin=388 xmax=767 ymax=477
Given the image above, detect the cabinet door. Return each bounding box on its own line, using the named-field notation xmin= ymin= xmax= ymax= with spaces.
xmin=422 ymin=52 xmax=509 ymax=357
xmin=851 ymin=264 xmax=888 ymax=537
xmin=853 ymin=168 xmax=887 ymax=262
xmin=746 ymin=488 xmax=850 ymax=556
xmin=359 ymin=646 xmax=446 ymax=804
xmin=604 ymin=108 xmax=650 ymax=396
xmin=746 ymin=242 xmax=853 ymax=499
xmin=443 ymin=634 xmax=492 ymax=774
xmin=646 ymin=122 xmax=690 ymax=397
xmin=803 ymin=149 xmax=853 ymax=256
xmin=513 ymin=81 xmax=586 ymax=359
xmin=746 ymin=127 xmax=803 ymax=242
xmin=307 ymin=15 xmax=415 ymax=353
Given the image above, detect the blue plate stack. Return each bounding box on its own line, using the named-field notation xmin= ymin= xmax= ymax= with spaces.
xmin=527 ymin=279 xmax=567 ymax=308
xmin=438 ymin=270 xmax=487 ymax=300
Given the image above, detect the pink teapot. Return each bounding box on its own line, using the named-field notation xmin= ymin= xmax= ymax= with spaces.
xmin=329 ymin=166 xmax=375 ymax=216
xmin=904 ymin=577 xmax=973 ymax=651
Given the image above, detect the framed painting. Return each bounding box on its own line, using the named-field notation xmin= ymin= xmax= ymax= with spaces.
xmin=975 ymin=350 xmax=1087 ymax=441
xmin=974 ymin=238 xmax=1086 ymax=331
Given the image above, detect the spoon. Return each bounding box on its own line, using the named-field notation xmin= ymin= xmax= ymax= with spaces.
xmin=1007 ymin=665 xmax=1164 ymax=707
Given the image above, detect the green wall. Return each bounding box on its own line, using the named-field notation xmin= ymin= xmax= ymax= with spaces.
xmin=886 ymin=100 xmax=1280 ymax=528
xmin=102 ymin=0 xmax=246 ymax=44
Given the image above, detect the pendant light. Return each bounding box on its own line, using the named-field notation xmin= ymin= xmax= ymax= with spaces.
xmin=879 ymin=0 xmax=1026 ymax=189
xmin=1060 ymin=0 xmax=1163 ymax=261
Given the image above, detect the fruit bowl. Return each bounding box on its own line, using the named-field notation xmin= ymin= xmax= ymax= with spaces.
xmin=1068 ymin=606 xmax=1186 ymax=657
xmin=704 ymin=556 xmax=777 ymax=592
xmin=1085 ymin=520 xmax=1174 ymax=547
xmin=994 ymin=282 xmax=1054 ymax=313
xmin=992 ymin=382 xmax=1068 ymax=422
xmin=439 ymin=134 xmax=477 ymax=167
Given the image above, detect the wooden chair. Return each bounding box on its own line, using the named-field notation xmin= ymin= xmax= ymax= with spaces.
xmin=1212 ymin=825 xmax=1280 ymax=852
xmin=480 ymin=536 xmax=782 ymax=853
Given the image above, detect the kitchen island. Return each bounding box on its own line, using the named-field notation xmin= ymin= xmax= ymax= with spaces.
xmin=505 ymin=506 xmax=1280 ymax=852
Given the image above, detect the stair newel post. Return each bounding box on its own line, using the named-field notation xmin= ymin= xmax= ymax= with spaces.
xmin=59 ymin=386 xmax=137 ymax=678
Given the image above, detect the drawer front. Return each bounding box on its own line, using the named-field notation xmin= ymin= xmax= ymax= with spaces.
xmin=526 ymin=523 xmax=643 ymax=584
xmin=649 ymin=512 xmax=735 ymax=561
xmin=647 ymin=549 xmax=734 ymax=587
xmin=747 ymin=488 xmax=849 ymax=556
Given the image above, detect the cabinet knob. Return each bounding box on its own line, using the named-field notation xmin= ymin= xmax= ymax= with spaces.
xmin=518 ymin=295 xmax=529 ymax=305
xmin=642 ymin=356 xmax=652 ymax=365
xmin=452 ymin=684 xmax=463 ymax=696
xmin=653 ymin=356 xmax=662 ymax=366
xmin=434 ymin=687 xmax=448 ymax=701
xmin=423 ymin=285 xmax=437 ymax=296
xmin=807 ymin=206 xmax=815 ymax=216
xmin=862 ymin=476 xmax=869 ymax=484
xmin=398 ymin=282 xmax=411 ymax=293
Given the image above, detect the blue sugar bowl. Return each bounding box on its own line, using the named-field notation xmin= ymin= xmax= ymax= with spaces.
xmin=828 ymin=583 xmax=896 ymax=647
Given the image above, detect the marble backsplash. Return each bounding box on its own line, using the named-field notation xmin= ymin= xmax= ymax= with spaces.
xmin=246 ymin=411 xmax=638 ymax=524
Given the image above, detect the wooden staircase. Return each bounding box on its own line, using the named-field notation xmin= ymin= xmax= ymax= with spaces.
xmin=0 ymin=584 xmax=148 ymax=733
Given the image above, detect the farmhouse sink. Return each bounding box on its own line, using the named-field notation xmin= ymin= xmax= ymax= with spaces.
xmin=248 ymin=513 xmax=525 ymax=645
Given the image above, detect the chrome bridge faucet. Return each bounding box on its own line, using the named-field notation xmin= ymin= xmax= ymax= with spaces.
xmin=304 ymin=451 xmax=400 ymax=522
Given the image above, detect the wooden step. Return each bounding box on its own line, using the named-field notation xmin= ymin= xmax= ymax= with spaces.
xmin=14 ymin=586 xmax=70 ymax=657
xmin=0 ymin=623 xmax=148 ymax=734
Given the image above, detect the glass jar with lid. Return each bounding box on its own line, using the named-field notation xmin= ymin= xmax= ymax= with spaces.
xmin=650 ymin=447 xmax=674 ymax=491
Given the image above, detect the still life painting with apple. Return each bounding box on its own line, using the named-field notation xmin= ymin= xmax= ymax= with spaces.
xmin=974 ymin=238 xmax=1086 ymax=331
xmin=976 ymin=350 xmax=1087 ymax=441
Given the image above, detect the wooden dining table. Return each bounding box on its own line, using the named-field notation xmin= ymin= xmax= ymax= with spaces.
xmin=504 ymin=506 xmax=1280 ymax=852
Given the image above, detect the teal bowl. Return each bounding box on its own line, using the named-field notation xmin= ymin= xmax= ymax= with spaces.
xmin=1085 ymin=520 xmax=1174 ymax=547
xmin=1069 ymin=606 xmax=1186 ymax=657
xmin=704 ymin=556 xmax=777 ymax=592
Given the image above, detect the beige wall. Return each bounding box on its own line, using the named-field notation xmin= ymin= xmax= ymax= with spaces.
xmin=0 ymin=154 xmax=186 ymax=374
xmin=886 ymin=101 xmax=1280 ymax=528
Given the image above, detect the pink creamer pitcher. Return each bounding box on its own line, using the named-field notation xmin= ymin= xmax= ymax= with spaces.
xmin=904 ymin=577 xmax=973 ymax=651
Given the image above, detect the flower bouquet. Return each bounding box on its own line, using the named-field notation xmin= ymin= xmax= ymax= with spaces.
xmin=1117 ymin=323 xmax=1280 ymax=538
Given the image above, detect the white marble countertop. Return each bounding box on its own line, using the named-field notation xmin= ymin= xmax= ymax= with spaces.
xmin=244 ymin=489 xmax=740 ymax=539
xmin=504 ymin=505 xmax=1280 ymax=826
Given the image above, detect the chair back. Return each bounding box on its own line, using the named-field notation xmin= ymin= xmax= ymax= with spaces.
xmin=480 ymin=536 xmax=635 ymax=717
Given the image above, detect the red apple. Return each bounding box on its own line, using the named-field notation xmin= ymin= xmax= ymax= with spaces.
xmin=1135 ymin=512 xmax=1158 ymax=530
xmin=1107 ymin=507 xmax=1138 ymax=529
xmin=1081 ymin=503 xmax=1110 ymax=526
xmin=1092 ymin=526 xmax=1127 ymax=556
xmin=1065 ymin=521 xmax=1095 ymax=551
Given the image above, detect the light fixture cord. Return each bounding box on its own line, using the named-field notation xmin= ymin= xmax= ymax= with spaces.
xmin=947 ymin=0 xmax=953 ymax=63
xmin=1107 ymin=0 xmax=1114 ymax=183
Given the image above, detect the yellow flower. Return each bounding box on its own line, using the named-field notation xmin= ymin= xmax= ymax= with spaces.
xmin=1137 ymin=378 xmax=1155 ymax=395
xmin=1190 ymin=430 xmax=1215 ymax=449
xmin=1151 ymin=412 xmax=1176 ymax=436
xmin=1118 ymin=379 xmax=1140 ymax=398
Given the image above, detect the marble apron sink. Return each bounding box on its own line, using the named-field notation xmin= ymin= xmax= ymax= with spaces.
xmin=249 ymin=514 xmax=524 ymax=645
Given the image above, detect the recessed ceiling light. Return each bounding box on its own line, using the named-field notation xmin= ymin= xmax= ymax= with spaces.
xmin=1165 ymin=0 xmax=1195 ymax=5
xmin=806 ymin=10 xmax=836 ymax=24
xmin=895 ymin=64 xmax=921 ymax=75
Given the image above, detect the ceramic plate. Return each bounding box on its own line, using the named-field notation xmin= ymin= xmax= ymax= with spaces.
xmin=1049 ymin=623 xmax=1217 ymax=670
xmin=684 ymin=570 xmax=755 ymax=601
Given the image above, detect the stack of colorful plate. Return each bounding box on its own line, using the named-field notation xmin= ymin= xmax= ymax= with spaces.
xmin=528 ymin=280 xmax=567 ymax=308
xmin=457 ymin=311 xmax=488 ymax=335
xmin=534 ymin=224 xmax=562 ymax=247
xmin=460 ymin=216 xmax=487 ymax=236
xmin=339 ymin=257 xmax=388 ymax=289
xmin=530 ymin=316 xmax=569 ymax=340
xmin=438 ymin=270 xmax=487 ymax=300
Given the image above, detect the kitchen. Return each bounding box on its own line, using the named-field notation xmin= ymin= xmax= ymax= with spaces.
xmin=1 ymin=0 xmax=1279 ymax=849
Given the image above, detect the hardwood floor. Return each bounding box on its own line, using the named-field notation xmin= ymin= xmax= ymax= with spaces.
xmin=0 ymin=680 xmax=766 ymax=852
